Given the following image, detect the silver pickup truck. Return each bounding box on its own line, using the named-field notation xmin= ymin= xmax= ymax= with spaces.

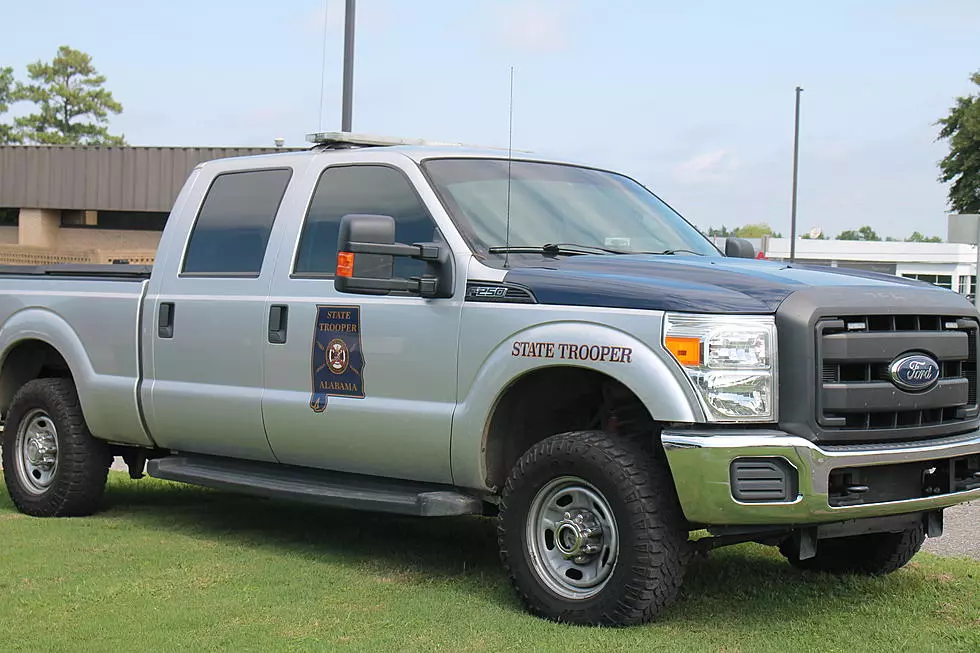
xmin=2 ymin=132 xmax=979 ymax=626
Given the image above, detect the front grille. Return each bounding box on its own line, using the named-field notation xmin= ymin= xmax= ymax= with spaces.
xmin=816 ymin=314 xmax=980 ymax=442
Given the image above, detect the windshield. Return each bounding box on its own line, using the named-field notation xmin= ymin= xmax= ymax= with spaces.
xmin=421 ymin=158 xmax=720 ymax=260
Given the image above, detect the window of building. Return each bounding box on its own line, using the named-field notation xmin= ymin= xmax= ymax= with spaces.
xmin=0 ymin=208 xmax=18 ymax=226
xmin=182 ymin=168 xmax=292 ymax=276
xmin=901 ymin=273 xmax=953 ymax=290
xmin=61 ymin=210 xmax=169 ymax=230
xmin=293 ymin=165 xmax=440 ymax=279
xmin=958 ymin=275 xmax=976 ymax=296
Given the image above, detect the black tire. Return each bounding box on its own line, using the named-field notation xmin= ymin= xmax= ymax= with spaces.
xmin=779 ymin=525 xmax=925 ymax=575
xmin=1 ymin=378 xmax=111 ymax=517
xmin=497 ymin=430 xmax=688 ymax=627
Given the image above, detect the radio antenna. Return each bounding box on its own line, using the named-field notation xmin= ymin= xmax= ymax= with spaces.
xmin=504 ymin=65 xmax=515 ymax=269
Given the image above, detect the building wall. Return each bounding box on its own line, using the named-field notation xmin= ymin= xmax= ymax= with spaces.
xmin=0 ymin=226 xmax=18 ymax=245
xmin=58 ymin=227 xmax=162 ymax=251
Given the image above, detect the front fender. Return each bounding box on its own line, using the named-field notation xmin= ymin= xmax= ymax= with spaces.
xmin=0 ymin=307 xmax=152 ymax=446
xmin=450 ymin=319 xmax=702 ymax=491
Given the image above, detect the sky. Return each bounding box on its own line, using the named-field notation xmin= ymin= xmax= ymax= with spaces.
xmin=2 ymin=0 xmax=979 ymax=240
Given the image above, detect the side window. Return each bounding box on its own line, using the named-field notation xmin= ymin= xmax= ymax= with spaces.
xmin=293 ymin=165 xmax=439 ymax=278
xmin=182 ymin=168 xmax=292 ymax=275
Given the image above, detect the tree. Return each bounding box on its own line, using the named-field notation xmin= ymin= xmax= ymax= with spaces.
xmin=837 ymin=225 xmax=881 ymax=241
xmin=734 ymin=223 xmax=782 ymax=238
xmin=0 ymin=66 xmax=16 ymax=144
xmin=906 ymin=231 xmax=942 ymax=243
xmin=937 ymin=71 xmax=980 ymax=214
xmin=13 ymin=46 xmax=126 ymax=145
xmin=706 ymin=226 xmax=735 ymax=237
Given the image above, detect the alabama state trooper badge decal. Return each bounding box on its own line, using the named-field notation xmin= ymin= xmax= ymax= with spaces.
xmin=310 ymin=305 xmax=365 ymax=412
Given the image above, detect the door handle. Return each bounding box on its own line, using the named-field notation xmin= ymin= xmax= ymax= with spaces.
xmin=268 ymin=305 xmax=288 ymax=344
xmin=158 ymin=302 xmax=175 ymax=339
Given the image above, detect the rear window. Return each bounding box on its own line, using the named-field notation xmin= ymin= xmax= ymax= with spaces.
xmin=182 ymin=168 xmax=292 ymax=275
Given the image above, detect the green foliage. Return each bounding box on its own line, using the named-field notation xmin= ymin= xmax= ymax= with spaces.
xmin=937 ymin=71 xmax=980 ymax=214
xmin=0 ymin=66 xmax=16 ymax=144
xmin=12 ymin=46 xmax=126 ymax=146
xmin=837 ymin=225 xmax=881 ymax=241
xmin=734 ymin=222 xmax=782 ymax=238
xmin=706 ymin=225 xmax=735 ymax=237
xmin=906 ymin=231 xmax=943 ymax=243
xmin=801 ymin=232 xmax=828 ymax=240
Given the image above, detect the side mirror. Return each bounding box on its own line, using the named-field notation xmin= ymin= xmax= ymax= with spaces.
xmin=334 ymin=214 xmax=453 ymax=298
xmin=725 ymin=237 xmax=755 ymax=259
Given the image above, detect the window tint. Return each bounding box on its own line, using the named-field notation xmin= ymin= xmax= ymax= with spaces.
xmin=182 ymin=168 xmax=291 ymax=275
xmin=294 ymin=165 xmax=439 ymax=278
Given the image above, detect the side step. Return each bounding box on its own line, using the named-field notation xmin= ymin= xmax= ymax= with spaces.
xmin=146 ymin=455 xmax=484 ymax=517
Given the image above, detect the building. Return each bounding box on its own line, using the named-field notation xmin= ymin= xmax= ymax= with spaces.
xmin=0 ymin=145 xmax=300 ymax=265
xmin=762 ymin=238 xmax=979 ymax=297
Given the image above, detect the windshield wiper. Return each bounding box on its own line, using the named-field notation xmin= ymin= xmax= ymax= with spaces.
xmin=488 ymin=242 xmax=629 ymax=256
xmin=652 ymin=248 xmax=707 ymax=256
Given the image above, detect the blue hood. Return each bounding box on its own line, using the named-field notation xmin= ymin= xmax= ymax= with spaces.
xmin=500 ymin=255 xmax=946 ymax=314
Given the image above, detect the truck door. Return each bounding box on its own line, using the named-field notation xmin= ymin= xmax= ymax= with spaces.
xmin=261 ymin=162 xmax=462 ymax=484
xmin=142 ymin=166 xmax=294 ymax=461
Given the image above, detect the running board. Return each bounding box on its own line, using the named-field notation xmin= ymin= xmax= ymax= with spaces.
xmin=146 ymin=455 xmax=484 ymax=517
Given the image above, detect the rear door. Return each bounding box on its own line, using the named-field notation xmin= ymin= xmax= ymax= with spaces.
xmin=261 ymin=159 xmax=463 ymax=483
xmin=142 ymin=165 xmax=294 ymax=461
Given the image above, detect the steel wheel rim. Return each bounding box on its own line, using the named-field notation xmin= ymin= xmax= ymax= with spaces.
xmin=526 ymin=475 xmax=619 ymax=600
xmin=14 ymin=409 xmax=59 ymax=494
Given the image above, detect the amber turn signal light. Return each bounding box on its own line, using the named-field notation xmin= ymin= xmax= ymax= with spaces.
xmin=665 ymin=336 xmax=701 ymax=366
xmin=336 ymin=252 xmax=355 ymax=278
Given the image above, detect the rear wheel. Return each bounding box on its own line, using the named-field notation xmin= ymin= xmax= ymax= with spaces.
xmin=779 ymin=525 xmax=925 ymax=575
xmin=2 ymin=378 xmax=111 ymax=517
xmin=497 ymin=430 xmax=688 ymax=626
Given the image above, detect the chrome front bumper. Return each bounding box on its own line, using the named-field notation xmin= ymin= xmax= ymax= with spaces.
xmin=661 ymin=428 xmax=980 ymax=526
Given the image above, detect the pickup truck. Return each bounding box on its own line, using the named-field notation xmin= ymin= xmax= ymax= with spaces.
xmin=2 ymin=132 xmax=979 ymax=627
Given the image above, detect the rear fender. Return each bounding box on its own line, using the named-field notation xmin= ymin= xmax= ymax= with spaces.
xmin=0 ymin=308 xmax=152 ymax=446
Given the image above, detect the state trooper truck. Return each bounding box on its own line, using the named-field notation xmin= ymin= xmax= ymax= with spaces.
xmin=2 ymin=133 xmax=979 ymax=626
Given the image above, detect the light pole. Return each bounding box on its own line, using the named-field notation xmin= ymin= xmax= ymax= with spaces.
xmin=341 ymin=0 xmax=356 ymax=132
xmin=789 ymin=86 xmax=803 ymax=263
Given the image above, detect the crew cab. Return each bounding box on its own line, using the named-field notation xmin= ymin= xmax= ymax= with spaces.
xmin=2 ymin=132 xmax=979 ymax=627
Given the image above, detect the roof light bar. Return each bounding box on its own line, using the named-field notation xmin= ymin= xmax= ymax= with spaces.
xmin=305 ymin=131 xmax=530 ymax=152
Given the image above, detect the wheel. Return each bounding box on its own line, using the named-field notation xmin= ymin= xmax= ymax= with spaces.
xmin=497 ymin=430 xmax=688 ymax=626
xmin=1 ymin=378 xmax=111 ymax=517
xmin=779 ymin=525 xmax=925 ymax=575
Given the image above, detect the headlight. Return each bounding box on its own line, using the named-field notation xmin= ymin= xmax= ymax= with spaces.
xmin=663 ymin=313 xmax=777 ymax=422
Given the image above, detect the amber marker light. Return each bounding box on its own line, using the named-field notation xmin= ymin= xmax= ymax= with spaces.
xmin=336 ymin=252 xmax=355 ymax=278
xmin=665 ymin=336 xmax=701 ymax=366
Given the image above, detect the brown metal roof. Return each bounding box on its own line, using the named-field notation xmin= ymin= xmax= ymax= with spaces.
xmin=0 ymin=145 xmax=305 ymax=212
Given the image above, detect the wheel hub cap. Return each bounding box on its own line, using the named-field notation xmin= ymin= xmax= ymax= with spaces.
xmin=525 ymin=476 xmax=620 ymax=600
xmin=15 ymin=410 xmax=60 ymax=494
xmin=554 ymin=511 xmax=603 ymax=563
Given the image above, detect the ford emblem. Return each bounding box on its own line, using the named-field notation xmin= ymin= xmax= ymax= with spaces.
xmin=888 ymin=354 xmax=940 ymax=392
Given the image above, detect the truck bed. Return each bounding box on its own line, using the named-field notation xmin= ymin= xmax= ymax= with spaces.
xmin=0 ymin=264 xmax=152 ymax=280
xmin=0 ymin=271 xmax=150 ymax=446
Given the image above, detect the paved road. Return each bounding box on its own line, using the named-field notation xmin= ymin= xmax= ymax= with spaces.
xmin=922 ymin=501 xmax=979 ymax=560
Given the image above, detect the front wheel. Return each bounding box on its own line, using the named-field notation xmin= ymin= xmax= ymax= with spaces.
xmin=1 ymin=378 xmax=111 ymax=517
xmin=497 ymin=430 xmax=688 ymax=626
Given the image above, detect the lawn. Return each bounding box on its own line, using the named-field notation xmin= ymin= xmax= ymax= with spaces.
xmin=1 ymin=473 xmax=978 ymax=652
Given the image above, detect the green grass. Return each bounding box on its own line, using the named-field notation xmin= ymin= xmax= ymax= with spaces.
xmin=1 ymin=473 xmax=978 ymax=653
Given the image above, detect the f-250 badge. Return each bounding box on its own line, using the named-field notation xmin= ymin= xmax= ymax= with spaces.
xmin=310 ymin=305 xmax=365 ymax=412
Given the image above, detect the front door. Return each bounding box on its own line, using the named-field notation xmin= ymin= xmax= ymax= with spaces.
xmin=262 ymin=162 xmax=462 ymax=483
xmin=144 ymin=167 xmax=293 ymax=461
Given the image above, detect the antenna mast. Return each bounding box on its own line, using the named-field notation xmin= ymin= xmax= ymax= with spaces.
xmin=504 ymin=66 xmax=515 ymax=269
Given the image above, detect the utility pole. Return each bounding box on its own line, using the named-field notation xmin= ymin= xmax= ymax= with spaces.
xmin=341 ymin=0 xmax=356 ymax=132
xmin=789 ymin=86 xmax=803 ymax=263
